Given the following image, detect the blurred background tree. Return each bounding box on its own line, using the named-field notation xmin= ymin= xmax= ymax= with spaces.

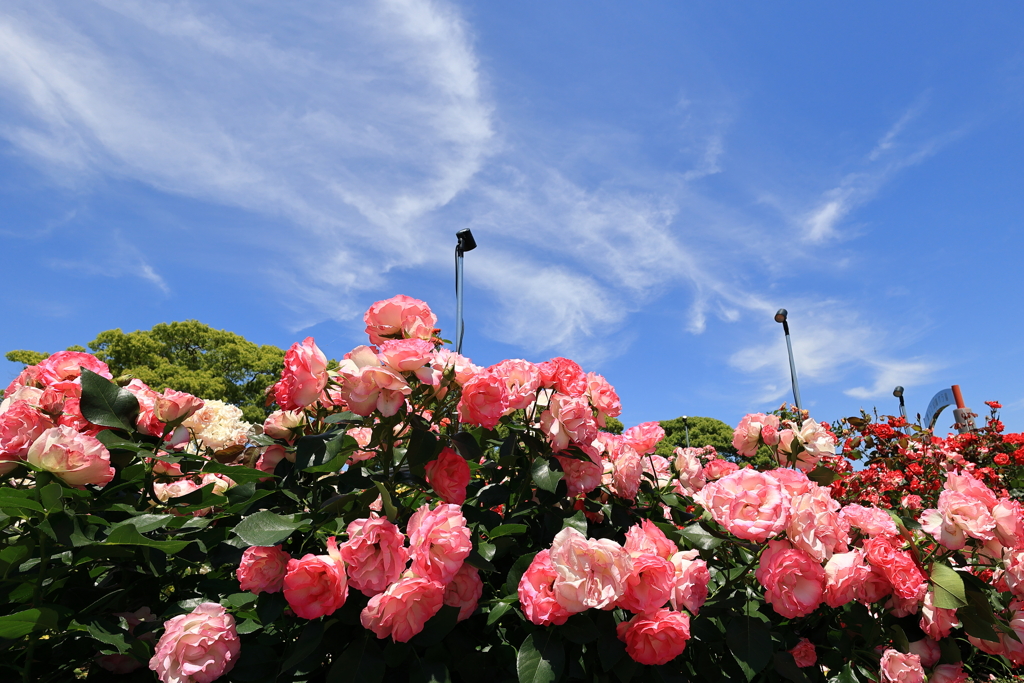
xmin=6 ymin=321 xmax=284 ymax=423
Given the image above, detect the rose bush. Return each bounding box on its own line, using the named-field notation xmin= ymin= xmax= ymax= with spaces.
xmin=2 ymin=293 xmax=1024 ymax=682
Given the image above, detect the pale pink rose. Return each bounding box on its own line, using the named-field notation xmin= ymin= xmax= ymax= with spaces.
xmin=540 ymin=394 xmax=598 ymax=453
xmin=796 ymin=418 xmax=836 ymax=467
xmin=1003 ymin=550 xmax=1024 ymax=599
xmin=154 ymin=389 xmax=204 ymax=424
xmin=337 ymin=346 xmax=412 ymax=417
xmin=425 ymin=447 xmax=470 ymax=505
xmin=755 ymin=540 xmax=825 ymax=619
xmin=586 ymin=372 xmax=622 ymax=427
xmin=443 ymin=562 xmax=483 ymax=621
xmin=555 ymin=455 xmax=603 ymax=497
xmin=790 ymin=638 xmax=816 ymax=668
xmin=901 ymin=494 xmax=924 ymax=511
xmin=919 ymin=589 xmax=959 ymax=640
xmin=200 ymin=472 xmax=235 ymax=496
xmin=489 ymin=359 xmax=542 ymax=412
xmin=615 ymin=609 xmax=690 ymax=666
xmin=772 ymin=467 xmax=814 ymax=497
xmin=340 ymin=514 xmax=408 ymax=596
xmin=427 ymin=349 xmax=480 ymax=387
xmin=643 ymin=454 xmax=672 ymax=490
xmin=549 ymin=527 xmax=633 ymax=612
xmin=377 ymin=338 xmax=435 ymax=374
xmin=283 ymin=537 xmax=348 ymax=619
xmin=776 ymin=429 xmax=798 ymax=464
xmin=732 ymin=413 xmax=781 ymax=457
xmin=702 ymin=458 xmax=739 ymax=481
xmin=623 ymin=422 xmax=665 ymax=455
xmin=693 ymin=469 xmax=789 ymax=543
xmin=929 ymin=664 xmax=968 ymax=683
xmin=263 ymin=410 xmax=305 ymax=442
xmin=2 ymin=366 xmax=44 ymax=401
xmin=124 ymin=379 xmax=164 ymax=437
xmin=272 ymin=337 xmax=329 ymax=410
xmin=237 ymin=545 xmax=291 ymax=595
xmin=0 ymin=401 xmax=55 ymax=473
xmin=823 ymin=550 xmax=871 ymax=607
xmin=153 ymin=478 xmax=203 ymax=503
xmin=944 ymin=470 xmax=998 ymax=510
xmin=617 ymin=553 xmax=675 ymax=614
xmin=842 ymin=504 xmax=898 ymax=537
xmin=906 ymin=638 xmax=940 ymax=669
xmin=346 ymin=427 xmax=376 ymax=463
xmin=669 ymin=550 xmax=710 ymax=615
xmin=672 ymin=446 xmax=707 ymax=496
xmin=457 ymin=371 xmax=509 ymax=430
xmin=611 ymin=447 xmax=643 ymax=501
xmin=920 ymin=489 xmax=996 ymax=550
xmin=993 ymin=498 xmax=1024 ymax=549
xmin=364 ymin=295 xmax=437 ymax=345
xmin=26 ymin=426 xmax=114 ymax=487
xmin=256 ymin=444 xmax=289 ymax=478
xmin=35 ymin=351 xmax=112 ymax=385
xmin=863 ymin=536 xmax=926 ymax=602
xmin=538 ymin=357 xmax=588 ymax=397
xmin=360 ymin=575 xmax=445 ymax=642
xmin=519 ymin=549 xmax=573 ymax=626
xmin=408 ymin=503 xmax=472 ymax=584
xmin=624 ymin=520 xmax=676 ymax=560
xmin=787 ymin=486 xmax=850 ymax=563
xmin=149 ymin=603 xmax=240 ymax=683
xmin=879 ymin=649 xmax=924 ymax=683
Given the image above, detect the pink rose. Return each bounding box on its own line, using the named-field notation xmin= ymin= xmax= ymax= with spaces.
xmin=149 ymin=603 xmax=240 ymax=683
xmin=377 ymin=338 xmax=435 ymax=373
xmin=842 ymin=504 xmax=898 ymax=537
xmin=669 ymin=550 xmax=710 ymax=615
xmin=786 ymin=485 xmax=850 ymax=562
xmin=154 ymin=389 xmax=204 ymax=425
xmin=790 ymin=638 xmax=816 ymax=668
xmin=340 ymin=514 xmax=408 ymax=596
xmin=537 ymin=358 xmax=588 ymax=397
xmin=549 ymin=528 xmax=633 ymax=612
xmin=428 ymin=349 xmax=480 ymax=387
xmin=272 ymin=337 xmax=329 ymax=410
xmin=919 ymin=589 xmax=959 ymax=640
xmin=929 ymin=664 xmax=967 ymax=683
xmin=993 ymin=498 xmax=1024 ymax=549
xmin=586 ymin=372 xmax=622 ymax=427
xmin=0 ymin=401 xmax=55 ymax=473
xmin=457 ymin=371 xmax=509 ymax=430
xmin=443 ymin=562 xmax=483 ymax=621
xmin=755 ymin=540 xmax=825 ymax=619
xmin=35 ymin=351 xmax=112 ymax=385
xmin=540 ymin=394 xmax=598 ymax=453
xmin=425 ymin=447 xmax=471 ymax=505
xmin=920 ymin=489 xmax=996 ymax=550
xmin=283 ymin=538 xmax=348 ymax=619
xmin=906 ymin=638 xmax=940 ymax=669
xmin=611 ymin=446 xmax=642 ymax=501
xmin=672 ymin=446 xmax=707 ymax=496
xmin=490 ymin=359 xmax=542 ymax=412
xmin=863 ymin=536 xmax=927 ymax=602
xmin=346 ymin=427 xmax=376 ymax=463
xmin=364 ymin=295 xmax=438 ymax=345
xmin=555 ymin=455 xmax=603 ymax=497
xmin=153 ymin=478 xmax=203 ymax=504
xmin=360 ymin=575 xmax=445 ymax=642
xmin=944 ymin=470 xmax=998 ymax=510
xmin=407 ymin=503 xmax=472 ymax=584
xmin=263 ymin=410 xmax=305 ymax=442
xmin=693 ymin=470 xmax=789 ymax=543
xmin=623 ymin=421 xmax=665 ymax=455
xmin=336 ymin=346 xmax=412 ymax=417
xmin=615 ymin=609 xmax=690 ymax=666
xmin=732 ymin=413 xmax=781 ymax=457
xmin=794 ymin=418 xmax=835 ymax=470
xmin=617 ymin=553 xmax=675 ymax=614
xmin=702 ymin=458 xmax=739 ymax=481
xmin=26 ymin=426 xmax=114 ymax=487
xmin=879 ymin=649 xmax=924 ymax=683
xmin=772 ymin=467 xmax=813 ymax=497
xmin=518 ymin=550 xmax=573 ymax=626
xmin=237 ymin=545 xmax=291 ymax=595
xmin=256 ymin=444 xmax=289 ymax=478
xmin=624 ymin=520 xmax=676 ymax=560
xmin=823 ymin=550 xmax=872 ymax=608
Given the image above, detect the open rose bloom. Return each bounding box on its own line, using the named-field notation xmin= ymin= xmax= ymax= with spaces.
xmin=150 ymin=603 xmax=240 ymax=683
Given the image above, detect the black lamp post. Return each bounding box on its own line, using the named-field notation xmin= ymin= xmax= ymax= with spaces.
xmin=893 ymin=386 xmax=907 ymax=421
xmin=774 ymin=309 xmax=803 ymax=412
xmin=455 ymin=229 xmax=477 ymax=355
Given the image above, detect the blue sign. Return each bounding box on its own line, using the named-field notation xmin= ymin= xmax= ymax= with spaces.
xmin=924 ymin=388 xmax=956 ymax=430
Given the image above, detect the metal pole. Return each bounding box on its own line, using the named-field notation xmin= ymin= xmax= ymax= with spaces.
xmin=454 ymin=229 xmax=476 ymax=356
xmin=775 ymin=309 xmax=802 ymax=412
xmin=682 ymin=416 xmax=690 ymax=448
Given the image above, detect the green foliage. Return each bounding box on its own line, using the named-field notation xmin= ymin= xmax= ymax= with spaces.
xmin=4 ymin=350 xmax=49 ymax=366
xmin=603 ymin=416 xmax=624 ymax=435
xmin=656 ymin=415 xmax=736 ymax=457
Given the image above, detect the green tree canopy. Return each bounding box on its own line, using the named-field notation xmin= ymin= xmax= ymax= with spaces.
xmin=656 ymin=415 xmax=737 ymax=458
xmin=6 ymin=321 xmax=285 ymax=423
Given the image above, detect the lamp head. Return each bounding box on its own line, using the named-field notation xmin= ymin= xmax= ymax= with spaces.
xmin=774 ymin=308 xmax=788 ymax=323
xmin=893 ymin=386 xmax=904 ymax=398
xmin=456 ymin=228 xmax=477 ymax=252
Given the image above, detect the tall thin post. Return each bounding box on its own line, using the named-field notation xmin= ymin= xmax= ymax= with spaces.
xmin=775 ymin=309 xmax=802 ymax=412
xmin=454 ymin=229 xmax=476 ymax=355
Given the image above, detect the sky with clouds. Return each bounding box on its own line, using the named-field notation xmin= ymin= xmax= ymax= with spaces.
xmin=2 ymin=1 xmax=1023 ymax=433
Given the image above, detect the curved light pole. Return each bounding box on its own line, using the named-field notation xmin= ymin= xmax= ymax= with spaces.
xmin=893 ymin=386 xmax=907 ymax=422
xmin=774 ymin=309 xmax=803 ymax=412
xmin=454 ymin=229 xmax=477 ymax=355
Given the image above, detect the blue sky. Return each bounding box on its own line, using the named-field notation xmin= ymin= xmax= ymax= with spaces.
xmin=2 ymin=1 xmax=1023 ymax=433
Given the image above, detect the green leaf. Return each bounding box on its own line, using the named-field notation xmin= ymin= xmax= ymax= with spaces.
xmin=324 ymin=411 xmax=363 ymax=425
xmin=562 ymin=511 xmax=587 ymax=535
xmin=85 ymin=620 xmax=130 ymax=653
xmin=294 ymin=432 xmax=345 ymax=471
xmin=200 ymin=460 xmax=273 ymax=484
xmin=806 ymin=466 xmax=838 ymax=486
xmin=40 ymin=482 xmax=63 ymax=512
xmin=726 ymin=615 xmax=773 ymax=682
xmin=79 ymin=368 xmax=140 ymax=430
xmin=411 ymin=661 xmax=451 ymax=683
xmin=232 ymin=510 xmax=308 ymax=546
xmin=407 ymin=429 xmax=439 ymax=479
xmin=678 ymin=522 xmax=723 ymax=550
xmin=451 ymin=431 xmax=483 ymax=462
xmin=104 ymin=524 xmax=191 ymax=554
xmin=328 ymin=637 xmax=385 ymax=683
xmin=410 ymin=605 xmax=461 ymax=648
xmin=531 ymin=457 xmax=563 ymax=494
xmin=772 ymin=652 xmax=809 ymax=683
xmin=930 ymin=563 xmax=968 ymax=609
xmin=0 ymin=607 xmax=58 ymax=639
xmin=560 ymin=613 xmax=600 ymax=644
xmin=517 ymin=632 xmax=565 ymax=683
xmin=280 ymin=619 xmax=324 ymax=673
xmin=108 ymin=514 xmax=174 ymax=535
xmin=488 ymin=523 xmax=528 ymax=538
xmin=0 ymin=489 xmax=44 ymax=513
xmin=507 ymin=552 xmax=538 ymax=595
xmin=835 ymin=662 xmax=857 ymax=683
xmin=94 ymin=431 xmax=150 ymax=453
xmin=487 ymin=601 xmax=512 ymax=626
